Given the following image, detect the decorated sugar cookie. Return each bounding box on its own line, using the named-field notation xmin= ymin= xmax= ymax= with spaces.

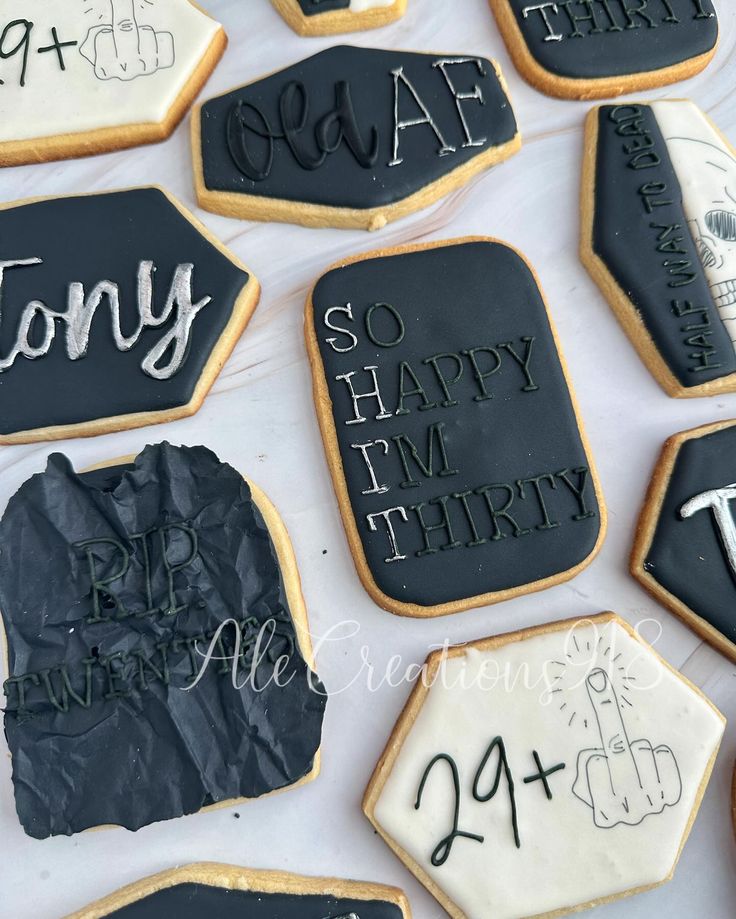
xmin=489 ymin=0 xmax=718 ymax=100
xmin=0 ymin=444 xmax=326 ymax=838
xmin=0 ymin=187 xmax=259 ymax=444
xmin=305 ymin=238 xmax=605 ymax=618
xmin=364 ymin=613 xmax=725 ymax=919
xmin=631 ymin=418 xmax=736 ymax=661
xmin=193 ymin=46 xmax=520 ymax=230
xmin=0 ymin=1 xmax=226 ymax=166
xmin=66 ymin=863 xmax=410 ymax=919
xmin=582 ymin=100 xmax=736 ymax=397
xmin=270 ymin=0 xmax=408 ymax=36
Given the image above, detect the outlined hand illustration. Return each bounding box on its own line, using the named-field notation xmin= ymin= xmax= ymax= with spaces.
xmin=572 ymin=669 xmax=682 ymax=829
xmin=79 ymin=0 xmax=175 ymax=82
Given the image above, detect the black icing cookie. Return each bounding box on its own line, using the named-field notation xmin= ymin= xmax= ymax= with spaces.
xmin=0 ymin=187 xmax=259 ymax=444
xmin=193 ymin=46 xmax=520 ymax=230
xmin=0 ymin=444 xmax=326 ymax=839
xmin=582 ymin=101 xmax=736 ymax=397
xmin=67 ymin=865 xmax=410 ymax=919
xmin=270 ymin=0 xmax=408 ymax=36
xmin=489 ymin=0 xmax=718 ymax=99
xmin=306 ymin=238 xmax=606 ymax=618
xmin=632 ymin=419 xmax=736 ymax=662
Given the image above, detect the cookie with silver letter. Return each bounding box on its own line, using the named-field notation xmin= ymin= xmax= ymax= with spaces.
xmin=489 ymin=0 xmax=718 ymax=99
xmin=582 ymin=99 xmax=736 ymax=397
xmin=632 ymin=418 xmax=736 ymax=661
xmin=306 ymin=237 xmax=605 ymax=618
xmin=270 ymin=0 xmax=408 ymax=36
xmin=0 ymin=0 xmax=226 ymax=166
xmin=193 ymin=46 xmax=520 ymax=230
xmin=65 ymin=864 xmax=410 ymax=919
xmin=364 ymin=612 xmax=724 ymax=919
xmin=0 ymin=187 xmax=259 ymax=444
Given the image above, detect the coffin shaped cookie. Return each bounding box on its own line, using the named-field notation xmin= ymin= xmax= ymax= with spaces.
xmin=632 ymin=419 xmax=736 ymax=662
xmin=271 ymin=0 xmax=408 ymax=36
xmin=489 ymin=0 xmax=718 ymax=99
xmin=364 ymin=613 xmax=725 ymax=919
xmin=0 ymin=187 xmax=259 ymax=444
xmin=582 ymin=101 xmax=736 ymax=397
xmin=67 ymin=864 xmax=410 ymax=919
xmin=193 ymin=46 xmax=520 ymax=230
xmin=0 ymin=444 xmax=326 ymax=838
xmin=0 ymin=1 xmax=226 ymax=166
xmin=306 ymin=238 xmax=605 ymax=617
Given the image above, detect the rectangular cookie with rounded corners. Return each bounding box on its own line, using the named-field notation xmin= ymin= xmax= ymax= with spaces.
xmin=581 ymin=100 xmax=736 ymax=397
xmin=489 ymin=0 xmax=718 ymax=100
xmin=0 ymin=443 xmax=326 ymax=838
xmin=363 ymin=612 xmax=725 ymax=919
xmin=193 ymin=46 xmax=520 ymax=230
xmin=271 ymin=0 xmax=408 ymax=36
xmin=631 ymin=418 xmax=736 ymax=662
xmin=65 ymin=863 xmax=411 ymax=919
xmin=0 ymin=1 xmax=226 ymax=166
xmin=0 ymin=186 xmax=259 ymax=444
xmin=305 ymin=238 xmax=606 ymax=618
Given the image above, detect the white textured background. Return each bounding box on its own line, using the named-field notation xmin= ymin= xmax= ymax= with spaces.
xmin=1 ymin=1 xmax=735 ymax=916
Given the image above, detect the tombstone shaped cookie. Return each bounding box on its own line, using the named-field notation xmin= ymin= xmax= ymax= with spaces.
xmin=0 ymin=444 xmax=326 ymax=839
xmin=306 ymin=238 xmax=606 ymax=618
xmin=66 ymin=863 xmax=410 ymax=919
xmin=489 ymin=1 xmax=718 ymax=100
xmin=581 ymin=100 xmax=736 ymax=397
xmin=193 ymin=46 xmax=520 ymax=230
xmin=270 ymin=0 xmax=408 ymax=36
xmin=0 ymin=187 xmax=259 ymax=444
xmin=631 ymin=419 xmax=736 ymax=661
xmin=363 ymin=613 xmax=725 ymax=919
xmin=0 ymin=1 xmax=226 ymax=166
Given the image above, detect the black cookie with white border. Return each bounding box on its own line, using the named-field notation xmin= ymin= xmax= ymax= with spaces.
xmin=306 ymin=238 xmax=606 ymax=618
xmin=582 ymin=100 xmax=736 ymax=397
xmin=489 ymin=0 xmax=718 ymax=99
xmin=0 ymin=444 xmax=326 ymax=838
xmin=193 ymin=46 xmax=520 ymax=230
xmin=0 ymin=187 xmax=259 ymax=444
xmin=270 ymin=0 xmax=407 ymax=36
xmin=632 ymin=418 xmax=736 ymax=662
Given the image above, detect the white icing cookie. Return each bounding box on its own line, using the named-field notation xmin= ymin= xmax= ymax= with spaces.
xmin=651 ymin=100 xmax=736 ymax=350
xmin=364 ymin=613 xmax=724 ymax=919
xmin=270 ymin=0 xmax=407 ymax=37
xmin=0 ymin=0 xmax=225 ymax=165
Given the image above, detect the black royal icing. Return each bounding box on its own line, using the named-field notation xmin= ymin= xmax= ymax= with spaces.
xmin=311 ymin=241 xmax=601 ymax=609
xmin=296 ymin=0 xmax=351 ymax=14
xmin=106 ymin=885 xmax=403 ymax=919
xmin=644 ymin=424 xmax=736 ymax=647
xmin=0 ymin=188 xmax=250 ymax=438
xmin=591 ymin=104 xmax=736 ymax=387
xmin=199 ymin=46 xmax=518 ymax=211
xmin=506 ymin=0 xmax=717 ymax=81
xmin=0 ymin=443 xmax=326 ymax=838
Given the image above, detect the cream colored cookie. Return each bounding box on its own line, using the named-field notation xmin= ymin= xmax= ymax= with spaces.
xmin=364 ymin=612 xmax=725 ymax=919
xmin=0 ymin=1 xmax=226 ymax=166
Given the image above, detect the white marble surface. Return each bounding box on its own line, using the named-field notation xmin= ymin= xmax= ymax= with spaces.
xmin=1 ymin=1 xmax=735 ymax=916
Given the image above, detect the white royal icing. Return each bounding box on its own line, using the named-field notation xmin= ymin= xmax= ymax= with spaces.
xmin=0 ymin=0 xmax=221 ymax=144
xmin=349 ymin=0 xmax=395 ymax=10
xmin=372 ymin=618 xmax=723 ymax=919
xmin=652 ymin=100 xmax=736 ymax=349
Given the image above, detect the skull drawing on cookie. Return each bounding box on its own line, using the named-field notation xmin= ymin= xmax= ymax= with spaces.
xmin=80 ymin=0 xmax=175 ymax=81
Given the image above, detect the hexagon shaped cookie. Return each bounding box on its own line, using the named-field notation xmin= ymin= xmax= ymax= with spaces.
xmin=632 ymin=418 xmax=736 ymax=661
xmin=0 ymin=187 xmax=259 ymax=444
xmin=66 ymin=863 xmax=411 ymax=919
xmin=0 ymin=1 xmax=226 ymax=166
xmin=364 ymin=613 xmax=724 ymax=919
